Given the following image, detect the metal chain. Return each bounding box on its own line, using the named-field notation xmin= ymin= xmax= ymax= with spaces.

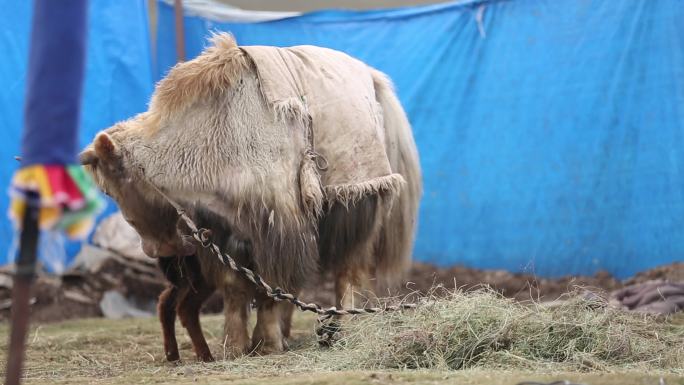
xmin=140 ymin=173 xmax=416 ymax=343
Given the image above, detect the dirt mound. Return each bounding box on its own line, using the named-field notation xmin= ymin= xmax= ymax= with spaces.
xmin=404 ymin=263 xmax=621 ymax=301
xmin=300 ymin=262 xmax=624 ymax=307
xmin=624 ymin=262 xmax=684 ymax=284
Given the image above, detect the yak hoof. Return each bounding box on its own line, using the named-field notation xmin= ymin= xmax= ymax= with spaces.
xmin=165 ymin=351 xmax=181 ymax=362
xmin=223 ymin=345 xmax=249 ymax=360
xmin=197 ymin=352 xmax=215 ymax=363
xmin=250 ymin=338 xmax=284 ymax=356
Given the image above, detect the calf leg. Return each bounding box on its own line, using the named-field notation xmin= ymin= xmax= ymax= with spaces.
xmin=158 ymin=285 xmax=180 ymax=362
xmin=220 ymin=273 xmax=253 ymax=359
xmin=176 ymin=285 xmax=215 ymax=362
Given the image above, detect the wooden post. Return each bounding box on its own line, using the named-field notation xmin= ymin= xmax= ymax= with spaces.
xmin=4 ymin=192 xmax=40 ymax=385
xmin=174 ymin=0 xmax=185 ymax=62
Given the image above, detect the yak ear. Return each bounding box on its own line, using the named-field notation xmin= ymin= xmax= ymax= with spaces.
xmin=93 ymin=133 xmax=119 ymax=160
xmin=79 ymin=149 xmax=97 ymax=166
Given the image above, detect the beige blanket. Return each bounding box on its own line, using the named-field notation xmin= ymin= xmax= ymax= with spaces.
xmin=241 ymin=45 xmax=404 ymax=205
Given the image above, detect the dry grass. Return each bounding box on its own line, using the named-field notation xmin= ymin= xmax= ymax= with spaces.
xmin=0 ymin=288 xmax=682 ymax=384
xmin=328 ymin=288 xmax=684 ymax=372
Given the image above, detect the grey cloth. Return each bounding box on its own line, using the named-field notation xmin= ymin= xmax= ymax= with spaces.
xmin=611 ymin=281 xmax=684 ymax=315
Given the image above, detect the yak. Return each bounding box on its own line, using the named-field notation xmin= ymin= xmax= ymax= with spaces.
xmin=81 ymin=32 xmax=421 ymax=360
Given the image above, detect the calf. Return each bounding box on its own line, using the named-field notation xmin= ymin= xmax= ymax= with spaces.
xmin=155 ymin=225 xmax=254 ymax=362
xmin=155 ymin=230 xmax=293 ymax=362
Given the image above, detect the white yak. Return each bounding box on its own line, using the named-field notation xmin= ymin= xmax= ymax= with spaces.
xmin=81 ymin=33 xmax=421 ymax=356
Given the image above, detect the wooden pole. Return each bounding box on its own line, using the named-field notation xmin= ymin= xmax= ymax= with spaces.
xmin=5 ymin=0 xmax=87 ymax=382
xmin=147 ymin=0 xmax=158 ymax=75
xmin=4 ymin=192 xmax=40 ymax=385
xmin=174 ymin=0 xmax=185 ymax=62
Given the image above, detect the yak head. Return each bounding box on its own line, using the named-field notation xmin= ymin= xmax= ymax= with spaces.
xmin=80 ymin=129 xmax=196 ymax=259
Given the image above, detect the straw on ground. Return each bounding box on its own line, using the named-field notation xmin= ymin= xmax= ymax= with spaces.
xmin=1 ymin=288 xmax=682 ymax=384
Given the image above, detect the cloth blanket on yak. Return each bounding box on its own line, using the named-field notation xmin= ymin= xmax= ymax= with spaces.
xmin=241 ymin=45 xmax=405 ymax=206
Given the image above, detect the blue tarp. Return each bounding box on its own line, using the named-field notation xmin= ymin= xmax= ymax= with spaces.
xmin=155 ymin=0 xmax=683 ymax=279
xmin=1 ymin=0 xmax=682 ymax=278
xmin=0 ymin=0 xmax=154 ymax=269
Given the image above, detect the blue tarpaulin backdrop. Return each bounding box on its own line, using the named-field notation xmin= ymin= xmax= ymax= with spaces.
xmin=1 ymin=0 xmax=683 ymax=278
xmin=0 ymin=0 xmax=153 ymax=269
xmin=156 ymin=0 xmax=683 ymax=279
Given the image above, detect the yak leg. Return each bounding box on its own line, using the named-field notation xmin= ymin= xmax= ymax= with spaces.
xmin=176 ymin=285 xmax=215 ymax=362
xmin=251 ymin=296 xmax=289 ymax=355
xmin=280 ymin=302 xmax=295 ymax=339
xmin=158 ymin=285 xmax=180 ymax=362
xmin=221 ymin=273 xmax=253 ymax=359
xmin=313 ymin=265 xmax=375 ymax=345
xmin=335 ymin=261 xmax=376 ymax=312
xmin=318 ymin=194 xmax=383 ymax=341
xmin=323 ymin=213 xmax=380 ymax=342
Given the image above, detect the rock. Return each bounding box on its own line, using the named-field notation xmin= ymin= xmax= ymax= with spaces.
xmin=99 ymin=290 xmax=154 ymax=319
xmin=91 ymin=212 xmax=148 ymax=260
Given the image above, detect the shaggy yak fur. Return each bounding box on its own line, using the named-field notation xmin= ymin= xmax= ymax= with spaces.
xmin=80 ymin=33 xmax=422 ymax=361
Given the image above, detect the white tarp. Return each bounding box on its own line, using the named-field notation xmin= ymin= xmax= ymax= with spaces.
xmin=159 ymin=0 xmax=300 ymax=23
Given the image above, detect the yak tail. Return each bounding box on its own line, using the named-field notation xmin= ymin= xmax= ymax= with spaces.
xmin=371 ymin=69 xmax=423 ymax=288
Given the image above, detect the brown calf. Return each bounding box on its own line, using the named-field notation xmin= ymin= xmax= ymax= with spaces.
xmin=156 ymin=249 xmax=294 ymax=362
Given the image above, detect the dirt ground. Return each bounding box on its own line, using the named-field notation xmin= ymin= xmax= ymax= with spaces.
xmin=0 ymin=313 xmax=682 ymax=385
xmin=1 ymin=258 xmax=682 ymax=384
xmin=1 ymin=258 xmax=682 ymax=324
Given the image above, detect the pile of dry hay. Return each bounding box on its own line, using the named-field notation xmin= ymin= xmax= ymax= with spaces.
xmin=215 ymin=288 xmax=683 ymax=374
xmin=329 ymin=289 xmax=684 ymax=372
